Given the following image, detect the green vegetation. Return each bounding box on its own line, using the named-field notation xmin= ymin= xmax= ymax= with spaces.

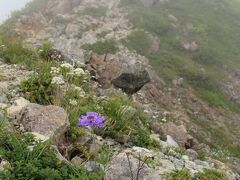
xmin=122 ymin=30 xmax=152 ymax=56
xmin=198 ymin=149 xmax=206 ymax=161
xmin=0 ymin=129 xmax=104 ymax=179
xmin=0 ymin=42 xmax=38 ymax=69
xmin=61 ymin=89 xmax=154 ymax=148
xmin=195 ymin=169 xmax=226 ymax=180
xmin=168 ymin=168 xmax=225 ymax=180
xmin=168 ymin=168 xmax=191 ymax=180
xmin=78 ymin=6 xmax=107 ymax=18
xmin=121 ymin=0 xmax=240 ymax=109
xmin=37 ymin=42 xmax=54 ymax=61
xmin=120 ymin=0 xmax=240 ymax=165
xmin=19 ymin=64 xmax=55 ymax=105
xmin=82 ymin=40 xmax=118 ymax=55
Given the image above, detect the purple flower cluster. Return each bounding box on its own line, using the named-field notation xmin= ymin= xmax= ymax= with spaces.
xmin=78 ymin=112 xmax=105 ymax=128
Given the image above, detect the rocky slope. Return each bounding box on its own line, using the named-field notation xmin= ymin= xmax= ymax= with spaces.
xmin=0 ymin=0 xmax=240 ymax=179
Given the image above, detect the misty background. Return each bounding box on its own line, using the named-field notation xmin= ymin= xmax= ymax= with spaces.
xmin=0 ymin=0 xmax=30 ymax=24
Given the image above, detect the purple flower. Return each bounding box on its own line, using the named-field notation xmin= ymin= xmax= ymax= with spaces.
xmin=78 ymin=112 xmax=105 ymax=128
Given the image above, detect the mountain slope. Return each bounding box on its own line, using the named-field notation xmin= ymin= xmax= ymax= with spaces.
xmin=0 ymin=0 xmax=240 ymax=175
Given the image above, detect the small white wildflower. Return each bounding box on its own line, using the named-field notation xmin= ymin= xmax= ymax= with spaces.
xmin=161 ymin=117 xmax=167 ymax=122
xmin=66 ymin=72 xmax=74 ymax=77
xmin=73 ymin=68 xmax=85 ymax=76
xmin=74 ymin=86 xmax=86 ymax=97
xmin=51 ymin=76 xmax=65 ymax=85
xmin=76 ymin=61 xmax=86 ymax=68
xmin=69 ymin=99 xmax=78 ymax=106
xmin=60 ymin=63 xmax=73 ymax=70
xmin=50 ymin=67 xmax=60 ymax=75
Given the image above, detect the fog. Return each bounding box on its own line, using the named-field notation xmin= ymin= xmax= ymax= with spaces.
xmin=0 ymin=0 xmax=30 ymax=24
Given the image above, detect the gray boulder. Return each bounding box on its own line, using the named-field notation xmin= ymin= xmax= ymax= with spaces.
xmin=105 ymin=152 xmax=161 ymax=180
xmin=17 ymin=103 xmax=69 ymax=144
xmin=112 ymin=70 xmax=150 ymax=95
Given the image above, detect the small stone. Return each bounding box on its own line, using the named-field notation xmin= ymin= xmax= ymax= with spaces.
xmin=0 ymin=93 xmax=8 ymax=103
xmin=158 ymin=159 xmax=175 ymax=175
xmin=84 ymin=161 xmax=104 ymax=172
xmin=186 ymin=149 xmax=199 ymax=161
xmin=30 ymin=132 xmax=50 ymax=142
xmin=185 ymin=160 xmax=198 ymax=171
xmin=166 ymin=135 xmax=179 ymax=147
xmin=71 ymin=156 xmax=83 ymax=166
xmin=0 ymin=103 xmax=8 ymax=110
xmin=89 ymin=143 xmax=102 ymax=154
xmin=194 ymin=160 xmax=209 ymax=167
xmin=115 ymin=135 xmax=130 ymax=144
xmin=170 ymin=157 xmax=185 ymax=170
xmin=182 ymin=155 xmax=189 ymax=161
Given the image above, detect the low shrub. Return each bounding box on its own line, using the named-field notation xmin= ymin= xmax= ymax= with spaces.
xmin=82 ymin=40 xmax=118 ymax=55
xmin=20 ymin=63 xmax=55 ymax=105
xmin=122 ymin=30 xmax=152 ymax=56
xmin=0 ymin=42 xmax=38 ymax=69
xmin=78 ymin=6 xmax=107 ymax=18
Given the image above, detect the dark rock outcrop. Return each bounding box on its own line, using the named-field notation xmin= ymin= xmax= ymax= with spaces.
xmin=112 ymin=70 xmax=151 ymax=95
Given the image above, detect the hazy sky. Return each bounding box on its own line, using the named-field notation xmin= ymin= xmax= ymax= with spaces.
xmin=0 ymin=0 xmax=30 ymax=24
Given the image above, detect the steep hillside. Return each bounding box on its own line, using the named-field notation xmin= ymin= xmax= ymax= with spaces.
xmin=0 ymin=0 xmax=240 ymax=178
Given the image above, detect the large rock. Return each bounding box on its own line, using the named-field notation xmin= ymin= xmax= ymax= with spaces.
xmin=105 ymin=151 xmax=161 ymax=180
xmin=112 ymin=70 xmax=151 ymax=95
xmin=161 ymin=122 xmax=197 ymax=148
xmin=17 ymin=103 xmax=69 ymax=144
xmin=86 ymin=54 xmax=124 ymax=89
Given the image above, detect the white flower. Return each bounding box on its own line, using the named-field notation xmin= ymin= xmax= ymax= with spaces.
xmin=60 ymin=63 xmax=73 ymax=70
xmin=73 ymin=68 xmax=85 ymax=76
xmin=76 ymin=61 xmax=86 ymax=68
xmin=74 ymin=86 xmax=86 ymax=97
xmin=51 ymin=76 xmax=65 ymax=85
xmin=69 ymin=99 xmax=78 ymax=106
xmin=50 ymin=67 xmax=60 ymax=75
xmin=66 ymin=72 xmax=74 ymax=77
